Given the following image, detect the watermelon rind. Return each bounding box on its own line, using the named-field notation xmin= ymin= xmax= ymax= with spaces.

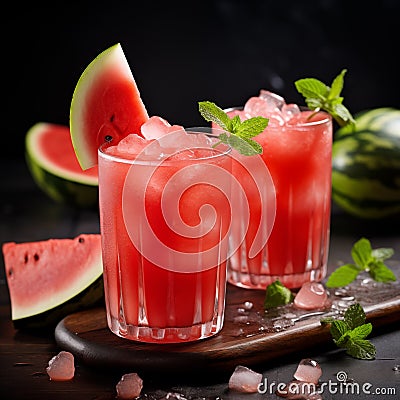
xmin=25 ymin=122 xmax=98 ymax=208
xmin=12 ymin=276 xmax=104 ymax=330
xmin=70 ymin=43 xmax=149 ymax=170
xmin=3 ymin=234 xmax=104 ymax=329
xmin=332 ymin=108 xmax=400 ymax=219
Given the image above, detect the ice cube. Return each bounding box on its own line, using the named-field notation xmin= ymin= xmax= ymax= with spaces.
xmin=141 ymin=116 xmax=185 ymax=140
xmin=116 ymin=372 xmax=143 ymax=399
xmin=104 ymin=133 xmax=151 ymax=159
xmin=46 ymin=351 xmax=75 ymax=381
xmin=244 ymin=96 xmax=271 ymax=118
xmin=141 ymin=116 xmax=171 ymax=139
xmin=259 ymin=89 xmax=285 ymax=110
xmin=157 ymin=130 xmax=212 ymax=157
xmin=293 ymin=358 xmax=322 ymax=385
xmin=282 ymin=103 xmax=301 ymax=121
xmin=244 ymin=91 xmax=287 ymax=126
xmin=294 ymin=282 xmax=328 ymax=310
xmin=228 ymin=365 xmax=263 ymax=393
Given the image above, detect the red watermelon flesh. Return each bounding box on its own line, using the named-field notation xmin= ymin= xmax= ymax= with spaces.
xmin=37 ymin=124 xmax=98 ymax=178
xmin=70 ymin=43 xmax=149 ymax=170
xmin=27 ymin=123 xmax=98 ymax=183
xmin=2 ymin=234 xmax=102 ymax=321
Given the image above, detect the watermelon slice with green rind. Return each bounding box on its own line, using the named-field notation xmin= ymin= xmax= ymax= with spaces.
xmin=2 ymin=234 xmax=103 ymax=329
xmin=25 ymin=122 xmax=98 ymax=208
xmin=70 ymin=43 xmax=149 ymax=170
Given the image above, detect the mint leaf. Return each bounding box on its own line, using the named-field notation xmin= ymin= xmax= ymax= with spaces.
xmin=351 ymin=237 xmax=373 ymax=268
xmin=198 ymin=101 xmax=230 ymax=130
xmin=369 ymin=260 xmax=397 ymax=282
xmin=348 ymin=323 xmax=373 ymax=340
xmin=326 ymin=237 xmax=396 ymax=287
xmin=198 ymin=101 xmax=268 ymax=156
xmin=236 ymin=116 xmax=269 ymax=138
xmin=295 ymin=78 xmax=329 ymax=100
xmin=295 ymin=69 xmax=355 ymax=127
xmin=326 ymin=264 xmax=361 ymax=288
xmin=344 ymin=303 xmax=366 ymax=330
xmin=219 ymin=133 xmax=263 ymax=156
xmin=330 ymin=320 xmax=349 ymax=342
xmin=264 ymin=280 xmax=294 ymax=309
xmin=322 ymin=303 xmax=376 ymax=360
xmin=371 ymin=247 xmax=394 ymax=261
xmin=345 ymin=338 xmax=376 ymax=360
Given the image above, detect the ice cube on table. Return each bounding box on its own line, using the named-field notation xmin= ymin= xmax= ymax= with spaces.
xmin=46 ymin=351 xmax=75 ymax=381
xmin=116 ymin=372 xmax=143 ymax=399
xmin=294 ymin=282 xmax=328 ymax=310
xmin=228 ymin=365 xmax=263 ymax=393
xmin=293 ymin=358 xmax=322 ymax=385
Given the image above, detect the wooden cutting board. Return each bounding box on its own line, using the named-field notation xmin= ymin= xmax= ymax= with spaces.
xmin=55 ymin=276 xmax=400 ymax=375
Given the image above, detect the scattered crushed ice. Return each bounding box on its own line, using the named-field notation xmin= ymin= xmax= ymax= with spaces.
xmin=116 ymin=372 xmax=143 ymax=399
xmin=294 ymin=282 xmax=329 ymax=310
xmin=293 ymin=359 xmax=322 ymax=385
xmin=46 ymin=351 xmax=75 ymax=381
xmin=276 ymin=359 xmax=322 ymax=399
xmin=228 ymin=365 xmax=263 ymax=393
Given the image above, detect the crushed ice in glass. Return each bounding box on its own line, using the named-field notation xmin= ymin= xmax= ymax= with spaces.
xmin=141 ymin=116 xmax=185 ymax=140
xmin=243 ymin=90 xmax=301 ymax=127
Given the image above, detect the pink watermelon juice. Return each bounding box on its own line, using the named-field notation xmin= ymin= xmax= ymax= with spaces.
xmin=98 ymin=129 xmax=232 ymax=343
xmin=226 ymin=91 xmax=332 ymax=289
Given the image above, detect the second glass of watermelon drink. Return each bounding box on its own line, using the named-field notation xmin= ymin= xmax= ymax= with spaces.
xmin=227 ymin=91 xmax=332 ymax=289
xmin=98 ymin=127 xmax=233 ymax=343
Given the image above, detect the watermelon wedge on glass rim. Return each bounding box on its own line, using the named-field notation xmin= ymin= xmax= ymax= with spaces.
xmin=70 ymin=43 xmax=149 ymax=170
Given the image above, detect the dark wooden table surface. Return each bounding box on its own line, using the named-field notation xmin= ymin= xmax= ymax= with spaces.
xmin=1 ymin=160 xmax=400 ymax=400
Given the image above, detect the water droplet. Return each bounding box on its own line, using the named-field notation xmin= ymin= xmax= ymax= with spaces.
xmin=334 ymin=288 xmax=348 ymax=296
xmin=243 ymin=301 xmax=253 ymax=310
xmin=393 ymin=365 xmax=400 ymax=372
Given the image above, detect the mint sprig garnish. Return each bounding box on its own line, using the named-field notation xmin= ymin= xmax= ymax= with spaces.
xmin=326 ymin=237 xmax=396 ymax=288
xmin=264 ymin=280 xmax=294 ymax=309
xmin=321 ymin=303 xmax=376 ymax=360
xmin=198 ymin=101 xmax=268 ymax=156
xmin=295 ymin=69 xmax=355 ymax=127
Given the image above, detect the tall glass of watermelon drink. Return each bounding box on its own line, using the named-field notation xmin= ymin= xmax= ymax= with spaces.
xmin=98 ymin=127 xmax=233 ymax=343
xmin=226 ymin=90 xmax=332 ymax=289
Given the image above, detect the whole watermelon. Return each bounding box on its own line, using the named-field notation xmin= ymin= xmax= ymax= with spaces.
xmin=332 ymin=108 xmax=400 ymax=219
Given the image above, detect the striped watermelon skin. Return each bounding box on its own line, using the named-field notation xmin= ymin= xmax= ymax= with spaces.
xmin=332 ymin=108 xmax=400 ymax=219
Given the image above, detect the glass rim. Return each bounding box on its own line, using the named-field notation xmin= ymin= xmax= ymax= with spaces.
xmin=98 ymin=127 xmax=232 ymax=165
